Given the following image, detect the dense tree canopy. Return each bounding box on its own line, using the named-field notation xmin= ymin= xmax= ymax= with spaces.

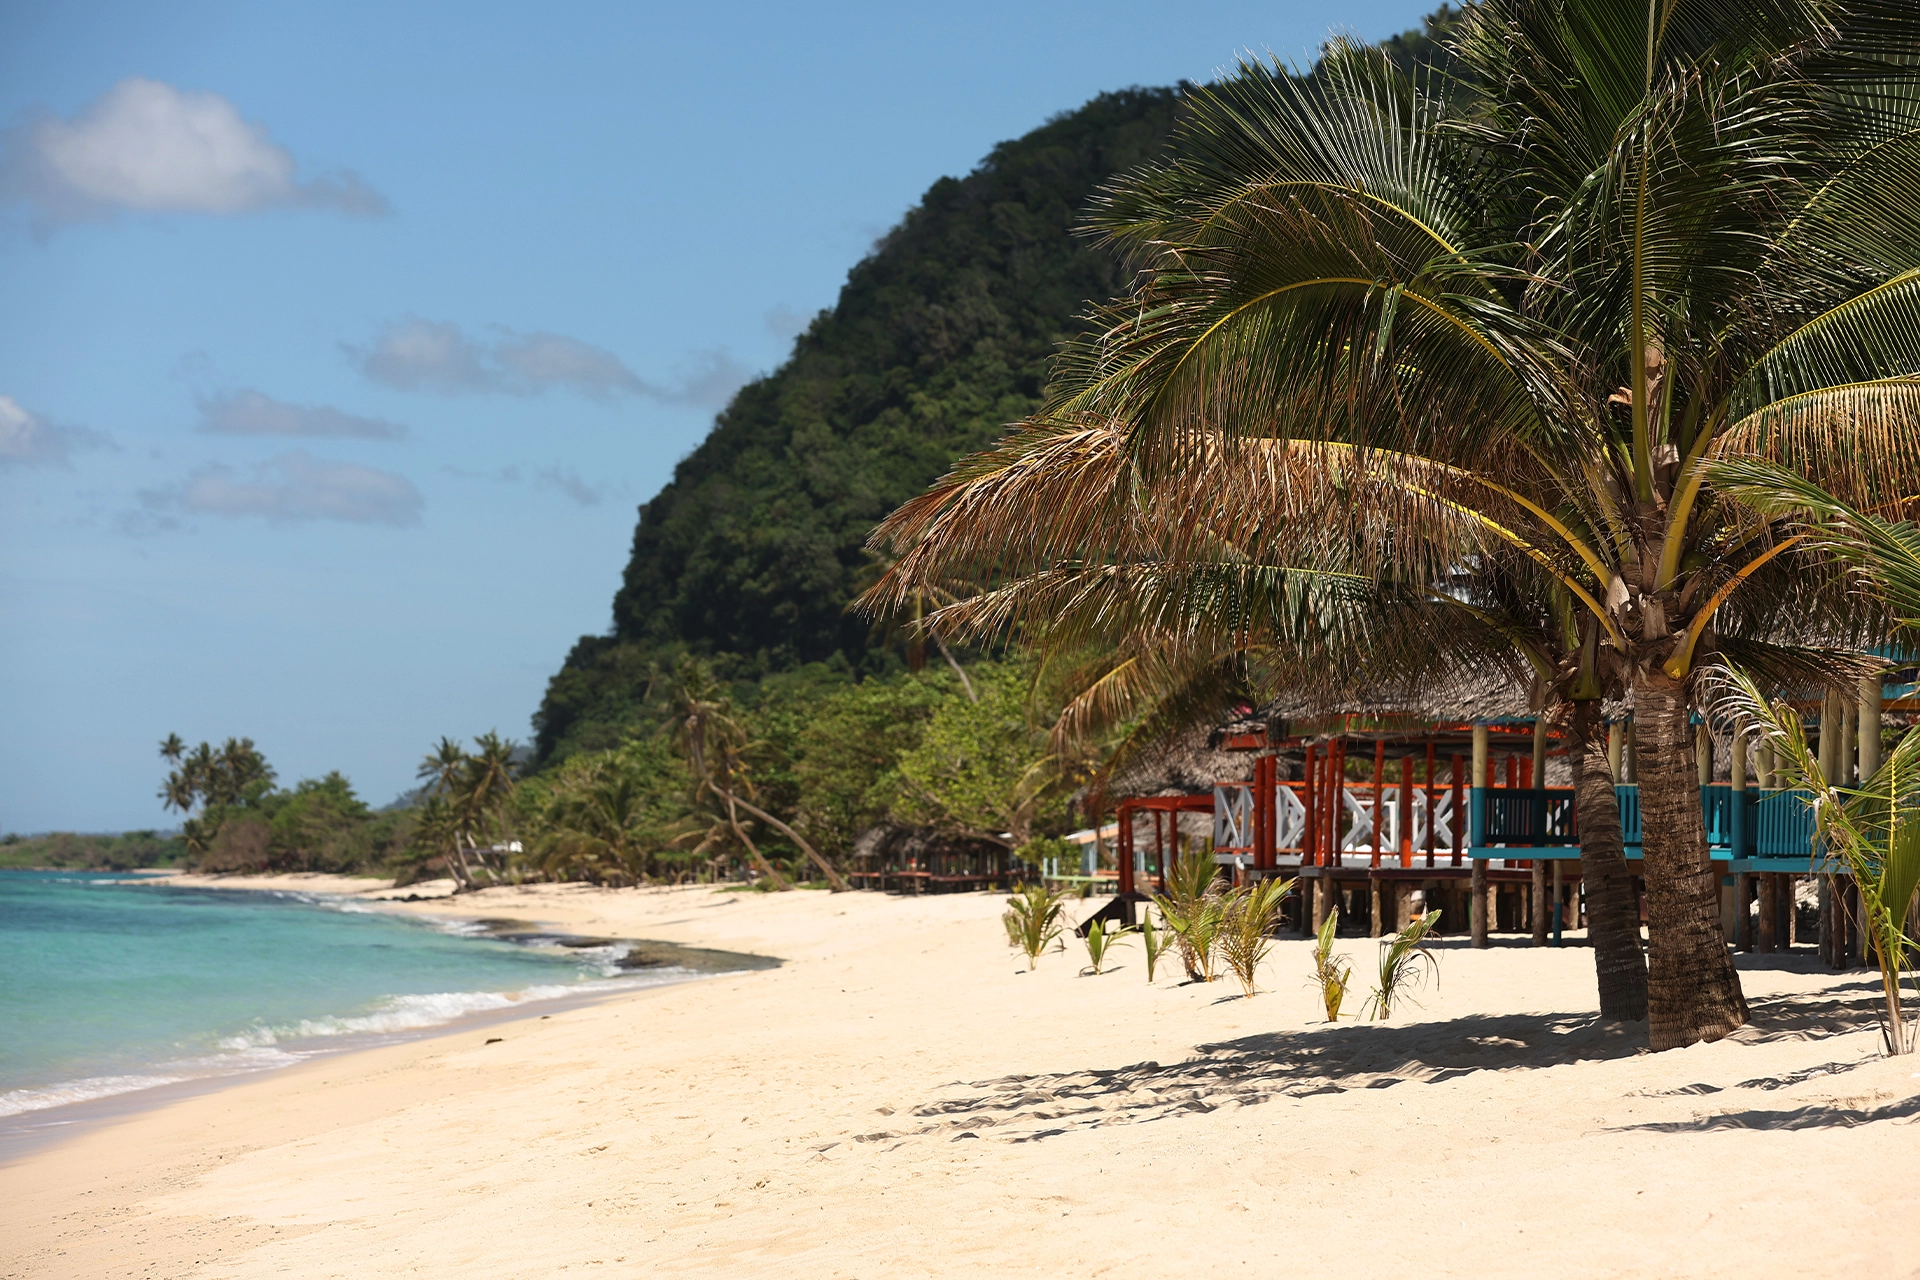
xmin=532 ymin=87 xmax=1182 ymax=763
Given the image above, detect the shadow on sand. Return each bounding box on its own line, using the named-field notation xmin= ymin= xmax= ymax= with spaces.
xmin=868 ymin=983 xmax=1898 ymax=1146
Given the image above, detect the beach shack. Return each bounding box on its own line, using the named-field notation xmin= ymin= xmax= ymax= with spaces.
xmin=1107 ymin=666 xmax=1917 ymax=967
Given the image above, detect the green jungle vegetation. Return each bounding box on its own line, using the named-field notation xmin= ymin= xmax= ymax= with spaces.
xmin=0 ymin=830 xmax=186 ymax=871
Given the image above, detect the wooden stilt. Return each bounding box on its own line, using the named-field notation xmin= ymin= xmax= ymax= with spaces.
xmin=1470 ymin=725 xmax=1489 ymax=948
xmin=1371 ymin=740 xmax=1386 ymax=870
xmin=1399 ymin=756 xmax=1414 ymax=868
xmin=1843 ymin=882 xmax=1858 ymax=971
xmin=1733 ymin=872 xmax=1751 ymax=951
xmin=1781 ymin=875 xmax=1795 ymax=949
xmin=1818 ymin=874 xmax=1835 ymax=967
xmin=1449 ymin=754 xmax=1465 ymax=867
xmin=1531 ymin=859 xmax=1549 ymax=945
xmin=1370 ymin=876 xmax=1383 ymax=938
xmin=1757 ymin=874 xmax=1778 ymax=953
xmin=1552 ymin=859 xmax=1564 ymax=944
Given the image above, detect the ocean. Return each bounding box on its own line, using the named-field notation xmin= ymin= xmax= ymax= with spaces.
xmin=0 ymin=870 xmax=709 ymax=1129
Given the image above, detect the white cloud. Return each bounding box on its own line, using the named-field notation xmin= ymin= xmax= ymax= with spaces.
xmin=495 ymin=333 xmax=644 ymax=398
xmin=141 ymin=451 xmax=423 ymax=526
xmin=0 ymin=394 xmax=112 ymax=467
xmin=0 ymin=78 xmax=387 ymax=222
xmin=198 ymin=389 xmax=405 ymax=440
xmin=350 ymin=318 xmax=748 ymax=406
xmin=352 ymin=318 xmax=496 ymax=393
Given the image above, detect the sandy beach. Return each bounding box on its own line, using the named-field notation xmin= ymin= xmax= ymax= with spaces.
xmin=4 ymin=875 xmax=1918 ymax=1279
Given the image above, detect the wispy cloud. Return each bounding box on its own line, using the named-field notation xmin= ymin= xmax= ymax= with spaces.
xmin=0 ymin=395 xmax=112 ymax=467
xmin=443 ymin=461 xmax=611 ymax=507
xmin=349 ymin=318 xmax=749 ymax=407
xmin=140 ymin=452 xmax=423 ymax=526
xmin=0 ymin=78 xmax=387 ymax=224
xmin=198 ymin=388 xmax=406 ymax=440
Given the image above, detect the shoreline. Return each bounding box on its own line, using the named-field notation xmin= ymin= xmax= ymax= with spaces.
xmin=5 ymin=879 xmax=1918 ymax=1278
xmin=0 ymin=873 xmax=777 ymax=1159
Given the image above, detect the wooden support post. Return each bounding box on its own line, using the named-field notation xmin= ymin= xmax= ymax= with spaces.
xmin=1859 ymin=673 xmax=1882 ymax=782
xmin=1117 ymin=802 xmax=1134 ymax=898
xmin=1552 ymin=858 xmax=1564 ymax=945
xmin=1696 ymin=723 xmax=1713 ymax=787
xmin=1625 ymin=717 xmax=1637 ymax=784
xmin=1371 ymin=740 xmax=1386 ymax=870
xmin=1471 ymin=725 xmax=1490 ymax=949
xmin=1843 ymin=882 xmax=1858 ymax=971
xmin=1818 ymin=875 xmax=1836 ymax=968
xmin=1780 ymin=874 xmax=1796 ymax=949
xmin=1399 ymin=756 xmax=1414 ymax=868
xmin=1733 ymin=871 xmax=1751 ymax=951
xmin=1757 ymin=874 xmax=1778 ymax=953
xmin=1370 ymin=876 xmax=1383 ymax=939
xmin=1531 ymin=858 xmax=1549 ymax=946
xmin=1529 ymin=713 xmax=1549 ymax=945
xmin=1607 ymin=721 xmax=1623 ymax=781
xmin=1843 ymin=700 xmax=1859 ymax=787
xmin=1450 ymin=754 xmax=1464 ymax=866
xmin=1424 ymin=741 xmax=1438 ymax=866
xmin=1819 ymin=688 xmax=1841 ymax=786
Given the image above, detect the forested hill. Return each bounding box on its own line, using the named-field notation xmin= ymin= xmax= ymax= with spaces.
xmin=532 ymin=10 xmax=1455 ymax=766
xmin=533 ymin=88 xmax=1181 ymax=762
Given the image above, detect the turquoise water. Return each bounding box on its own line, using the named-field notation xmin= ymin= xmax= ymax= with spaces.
xmin=0 ymin=871 xmax=668 ymax=1120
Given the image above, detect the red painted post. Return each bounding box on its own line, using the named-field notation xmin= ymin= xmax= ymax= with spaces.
xmin=1118 ymin=802 xmax=1134 ymax=897
xmin=1260 ymin=756 xmax=1276 ymax=871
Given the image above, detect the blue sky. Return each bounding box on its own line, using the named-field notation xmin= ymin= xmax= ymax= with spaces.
xmin=1 ymin=0 xmax=1434 ymax=832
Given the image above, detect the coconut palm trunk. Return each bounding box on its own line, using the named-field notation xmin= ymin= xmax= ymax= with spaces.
xmin=1568 ymin=700 xmax=1647 ymax=1021
xmin=721 ymin=789 xmax=792 ymax=890
xmin=722 ymin=790 xmax=851 ymax=891
xmin=1635 ymin=669 xmax=1748 ymax=1046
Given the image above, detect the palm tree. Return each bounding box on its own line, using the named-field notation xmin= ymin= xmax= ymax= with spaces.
xmin=872 ymin=3 xmax=1920 ymax=1048
xmin=540 ymin=765 xmax=654 ymax=884
xmin=416 ymin=737 xmax=476 ymax=888
xmin=666 ymin=657 xmax=851 ymax=891
xmin=458 ymin=731 xmax=520 ymax=877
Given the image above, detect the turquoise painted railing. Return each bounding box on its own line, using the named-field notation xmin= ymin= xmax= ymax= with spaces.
xmin=1482 ymin=788 xmax=1580 ymax=844
xmin=1470 ymin=783 xmax=1822 ymax=863
xmin=1755 ymin=788 xmax=1817 ymax=859
xmin=1615 ymin=785 xmax=1641 ymax=846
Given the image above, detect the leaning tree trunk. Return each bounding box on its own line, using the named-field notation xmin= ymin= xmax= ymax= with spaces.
xmin=721 ymin=790 xmax=793 ymax=891
xmin=1569 ymin=701 xmax=1648 ymax=1021
xmin=1633 ymin=667 xmax=1748 ymax=1048
xmin=724 ymin=791 xmax=852 ymax=892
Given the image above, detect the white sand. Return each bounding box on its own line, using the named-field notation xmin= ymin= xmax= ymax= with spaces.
xmin=4 ymin=877 xmax=1917 ymax=1278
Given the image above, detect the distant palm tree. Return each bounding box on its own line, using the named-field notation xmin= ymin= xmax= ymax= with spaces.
xmin=415 ymin=737 xmax=475 ymax=888
xmin=667 ymin=657 xmax=851 ymax=890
